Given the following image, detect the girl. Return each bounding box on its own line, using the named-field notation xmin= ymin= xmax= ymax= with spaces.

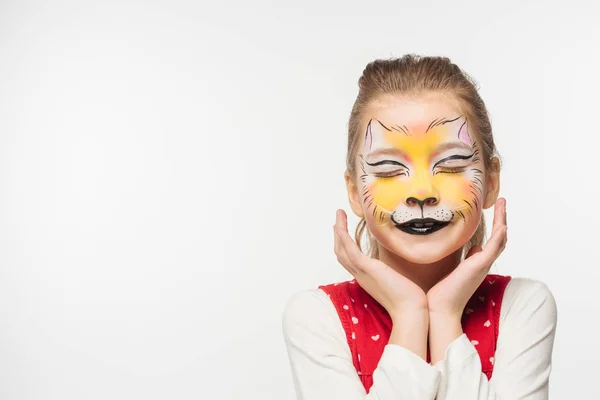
xmin=282 ymin=55 xmax=557 ymax=399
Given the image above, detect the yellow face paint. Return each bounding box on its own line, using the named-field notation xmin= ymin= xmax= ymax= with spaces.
xmin=360 ymin=116 xmax=483 ymax=234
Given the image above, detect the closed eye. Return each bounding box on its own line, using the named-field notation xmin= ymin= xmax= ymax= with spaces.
xmin=365 ymin=160 xmax=409 ymax=178
xmin=433 ymin=153 xmax=474 ymax=168
xmin=366 ymin=160 xmax=408 ymax=168
xmin=435 ymin=166 xmax=466 ymax=174
xmin=432 ymin=153 xmax=474 ymax=174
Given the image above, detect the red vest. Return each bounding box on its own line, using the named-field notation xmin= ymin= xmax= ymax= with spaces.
xmin=319 ymin=274 xmax=511 ymax=393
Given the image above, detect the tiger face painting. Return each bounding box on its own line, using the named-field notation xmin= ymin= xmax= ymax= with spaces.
xmin=360 ymin=115 xmax=483 ymax=232
xmin=348 ymin=94 xmax=495 ymax=264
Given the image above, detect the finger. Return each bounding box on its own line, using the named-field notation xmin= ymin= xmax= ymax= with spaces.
xmin=332 ymin=213 xmax=351 ymax=264
xmin=334 ymin=208 xmax=350 ymax=231
xmin=333 ymin=211 xmax=348 ymax=267
xmin=333 ymin=212 xmax=362 ymax=276
xmin=333 ymin=223 xmax=341 ymax=258
xmin=458 ymin=245 xmax=486 ymax=278
xmin=333 ymin=227 xmax=358 ymax=275
xmin=483 ymin=225 xmax=508 ymax=261
xmin=498 ymin=198 xmax=507 ymax=229
xmin=501 ymin=226 xmax=508 ymax=250
xmin=335 ymin=220 xmax=369 ymax=273
xmin=442 ymin=229 xmax=505 ymax=294
xmin=458 ymin=229 xmax=505 ymax=281
xmin=503 ymin=198 xmax=507 ymax=228
xmin=490 ymin=198 xmax=506 ymax=236
xmin=334 ymin=209 xmax=343 ymax=230
xmin=465 ymin=245 xmax=483 ymax=259
xmin=334 ymin=209 xmax=350 ymax=253
xmin=333 ymin=210 xmax=344 ymax=254
xmin=335 ymin=228 xmax=356 ymax=275
xmin=340 ymin=208 xmax=349 ymax=232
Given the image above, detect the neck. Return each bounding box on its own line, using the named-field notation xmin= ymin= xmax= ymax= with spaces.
xmin=378 ymin=246 xmax=463 ymax=293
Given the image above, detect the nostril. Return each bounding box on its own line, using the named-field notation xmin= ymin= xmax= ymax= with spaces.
xmin=424 ymin=197 xmax=438 ymax=206
xmin=405 ymin=197 xmax=418 ymax=206
xmin=406 ymin=196 xmax=438 ymax=208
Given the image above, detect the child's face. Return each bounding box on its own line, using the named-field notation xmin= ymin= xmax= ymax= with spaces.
xmin=348 ymin=93 xmax=498 ymax=264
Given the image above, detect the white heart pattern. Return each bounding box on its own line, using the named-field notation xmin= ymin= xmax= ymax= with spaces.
xmin=343 ymin=305 xmax=349 ymax=310
xmin=352 ymin=317 xmax=359 ymax=324
xmin=478 ymin=296 xmax=485 ymax=302
xmin=490 ymin=356 xmax=495 ymax=365
xmin=471 ymin=340 xmax=479 ymax=345
xmin=364 ymin=304 xmax=368 ymax=308
xmin=352 ymin=332 xmax=356 ymax=340
xmin=484 ymin=320 xmax=491 ymax=327
xmin=371 ymin=334 xmax=380 ymax=341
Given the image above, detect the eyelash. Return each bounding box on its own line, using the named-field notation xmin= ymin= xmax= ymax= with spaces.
xmin=366 ymin=156 xmax=470 ymax=178
xmin=366 ymin=160 xmax=409 ymax=178
xmin=375 ymin=171 xmax=408 ymax=178
xmin=434 ymin=166 xmax=467 ymax=174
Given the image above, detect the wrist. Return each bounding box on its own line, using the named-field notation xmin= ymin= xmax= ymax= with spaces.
xmin=428 ymin=309 xmax=462 ymax=324
xmin=389 ymin=309 xmax=429 ymax=360
xmin=428 ymin=313 xmax=463 ymax=364
xmin=389 ymin=306 xmax=429 ymax=325
xmin=429 ymin=312 xmax=463 ymax=338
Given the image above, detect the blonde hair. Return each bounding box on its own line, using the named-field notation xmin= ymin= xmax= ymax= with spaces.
xmin=347 ymin=54 xmax=499 ymax=259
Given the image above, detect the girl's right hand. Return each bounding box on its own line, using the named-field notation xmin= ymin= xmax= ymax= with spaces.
xmin=333 ymin=209 xmax=429 ymax=318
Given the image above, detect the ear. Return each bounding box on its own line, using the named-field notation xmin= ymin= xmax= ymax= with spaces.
xmin=345 ymin=170 xmax=365 ymax=219
xmin=443 ymin=116 xmax=473 ymax=147
xmin=483 ymin=157 xmax=501 ymax=209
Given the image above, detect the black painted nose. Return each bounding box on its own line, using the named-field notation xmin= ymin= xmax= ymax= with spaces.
xmin=406 ymin=196 xmax=438 ymax=209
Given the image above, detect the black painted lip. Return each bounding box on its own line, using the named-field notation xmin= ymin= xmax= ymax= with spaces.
xmin=395 ymin=218 xmax=451 ymax=235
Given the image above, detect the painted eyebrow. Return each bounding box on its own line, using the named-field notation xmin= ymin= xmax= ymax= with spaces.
xmin=426 ymin=116 xmax=462 ymax=132
xmin=364 ymin=148 xmax=411 ymax=159
xmin=433 ymin=141 xmax=473 ymax=153
xmin=365 ymin=159 xmax=409 ymax=169
xmin=363 ymin=149 xmax=411 ymax=170
xmin=432 ymin=153 xmax=474 ymax=169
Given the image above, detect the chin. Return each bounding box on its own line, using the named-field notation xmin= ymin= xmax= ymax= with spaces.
xmin=385 ymin=240 xmax=460 ymax=264
xmin=371 ymin=220 xmax=475 ymax=264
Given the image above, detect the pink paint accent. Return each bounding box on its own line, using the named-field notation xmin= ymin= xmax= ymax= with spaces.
xmin=410 ymin=122 xmax=428 ymax=134
xmin=365 ymin=122 xmax=373 ymax=150
xmin=458 ymin=122 xmax=472 ymax=147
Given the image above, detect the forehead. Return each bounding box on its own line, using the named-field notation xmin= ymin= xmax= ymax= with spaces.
xmin=364 ymin=93 xmax=463 ymax=135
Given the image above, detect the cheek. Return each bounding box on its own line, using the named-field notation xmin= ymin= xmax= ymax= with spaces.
xmin=369 ymin=179 xmax=408 ymax=211
xmin=433 ymin=175 xmax=479 ymax=205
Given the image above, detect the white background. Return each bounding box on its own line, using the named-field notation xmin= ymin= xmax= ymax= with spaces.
xmin=0 ymin=0 xmax=598 ymax=398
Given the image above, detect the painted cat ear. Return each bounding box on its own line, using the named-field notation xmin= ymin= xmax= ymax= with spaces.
xmin=441 ymin=117 xmax=472 ymax=147
xmin=365 ymin=120 xmax=373 ymax=151
xmin=364 ymin=119 xmax=388 ymax=151
xmin=457 ymin=121 xmax=472 ymax=147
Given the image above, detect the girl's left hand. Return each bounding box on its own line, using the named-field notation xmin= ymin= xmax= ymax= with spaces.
xmin=426 ymin=198 xmax=508 ymax=318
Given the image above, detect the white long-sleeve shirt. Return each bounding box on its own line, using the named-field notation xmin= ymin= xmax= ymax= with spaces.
xmin=282 ymin=277 xmax=557 ymax=399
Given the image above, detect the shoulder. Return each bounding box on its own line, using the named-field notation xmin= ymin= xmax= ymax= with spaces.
xmin=500 ymin=277 xmax=557 ymax=326
xmin=282 ymin=288 xmax=342 ymax=339
xmin=503 ymin=277 xmax=556 ymax=309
